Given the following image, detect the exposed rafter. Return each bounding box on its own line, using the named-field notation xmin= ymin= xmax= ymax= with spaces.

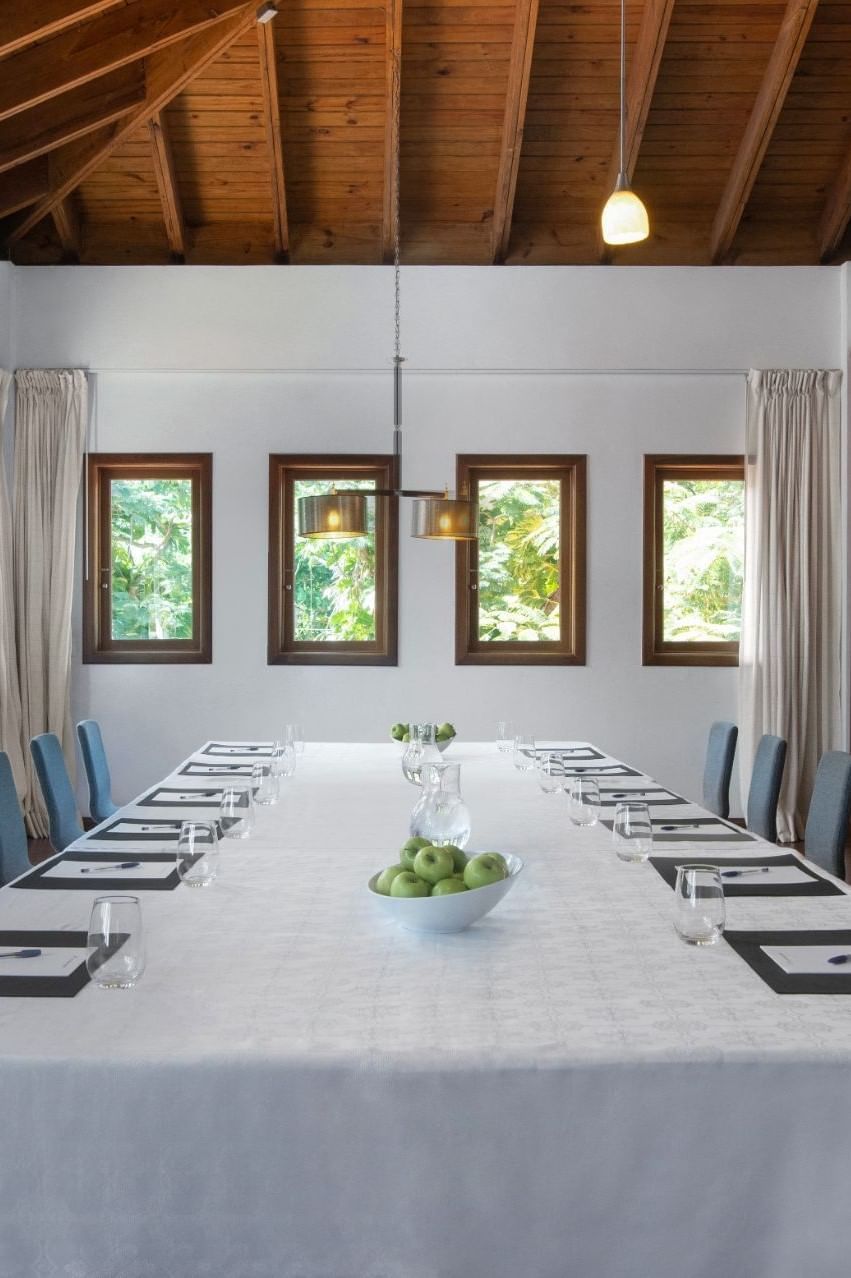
xmin=0 ymin=0 xmax=125 ymax=60
xmin=8 ymin=5 xmax=260 ymax=245
xmin=491 ymin=0 xmax=539 ymax=264
xmin=598 ymin=0 xmax=675 ymax=261
xmin=818 ymin=142 xmax=851 ymax=263
xmin=0 ymin=159 xmax=49 ymax=219
xmin=149 ymin=111 xmax=186 ymax=261
xmin=52 ymin=196 xmax=82 ymax=261
xmin=709 ymin=0 xmax=820 ymax=263
xmin=0 ymin=0 xmax=249 ymax=124
xmin=382 ymin=0 xmax=403 ymax=264
xmin=256 ymin=6 xmax=288 ymax=260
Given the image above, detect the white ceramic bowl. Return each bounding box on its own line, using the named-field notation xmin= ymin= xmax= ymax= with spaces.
xmin=368 ymin=854 xmax=523 ymax=934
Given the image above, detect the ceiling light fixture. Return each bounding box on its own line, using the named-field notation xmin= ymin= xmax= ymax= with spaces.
xmin=601 ymin=0 xmax=650 ymax=247
xmin=297 ymin=51 xmax=476 ymax=543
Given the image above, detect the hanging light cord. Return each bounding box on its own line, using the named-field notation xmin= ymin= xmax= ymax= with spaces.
xmin=392 ymin=46 xmax=403 ymax=470
xmin=618 ymin=0 xmax=626 ymax=182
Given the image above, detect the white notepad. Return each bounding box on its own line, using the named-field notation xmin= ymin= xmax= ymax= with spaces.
xmin=762 ymin=945 xmax=851 ymax=975
xmin=0 ymin=948 xmax=86 ymax=977
xmin=720 ymin=865 xmax=816 ymax=886
xmin=44 ymin=861 xmax=174 ymax=881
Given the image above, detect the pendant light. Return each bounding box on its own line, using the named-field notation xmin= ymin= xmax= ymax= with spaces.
xmin=297 ymin=50 xmax=476 ymax=543
xmin=601 ymin=0 xmax=650 ymax=247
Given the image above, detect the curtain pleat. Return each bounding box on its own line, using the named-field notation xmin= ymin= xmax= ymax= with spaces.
xmin=13 ymin=369 xmax=87 ymax=836
xmin=0 ymin=371 xmax=26 ymax=800
xmin=739 ymin=368 xmax=842 ymax=842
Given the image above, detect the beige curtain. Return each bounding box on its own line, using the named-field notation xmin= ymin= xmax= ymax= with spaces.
xmin=738 ymin=368 xmax=842 ymax=842
xmin=0 ymin=372 xmax=26 ymax=800
xmin=13 ymin=370 xmax=88 ymax=835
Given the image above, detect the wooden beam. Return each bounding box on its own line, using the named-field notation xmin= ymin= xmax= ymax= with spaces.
xmin=52 ymin=196 xmax=81 ymax=261
xmin=8 ymin=5 xmax=260 ymax=244
xmin=598 ymin=0 xmax=675 ymax=261
xmin=490 ymin=0 xmax=539 ymax=264
xmin=0 ymin=65 xmax=145 ymax=176
xmin=382 ymin=0 xmax=403 ymax=264
xmin=148 ymin=111 xmax=185 ymax=260
xmin=709 ymin=0 xmax=820 ymax=264
xmin=0 ymin=159 xmax=48 ymax=218
xmin=0 ymin=0 xmax=249 ymax=124
xmin=0 ymin=0 xmax=125 ymax=59
xmin=256 ymin=9 xmax=288 ymax=260
xmin=818 ymin=142 xmax=851 ymax=262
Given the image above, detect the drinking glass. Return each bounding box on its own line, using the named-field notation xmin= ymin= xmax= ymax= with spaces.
xmin=612 ymin=801 xmax=653 ymax=863
xmin=496 ymin=721 xmax=515 ymax=753
xmin=513 ymin=734 xmax=536 ymax=772
xmin=253 ymin=762 xmax=279 ymax=806
xmin=86 ymin=895 xmax=145 ymax=989
xmin=674 ymin=865 xmax=726 ymax=946
xmin=177 ymin=821 xmax=220 ymax=887
xmin=537 ymin=753 xmax=562 ymax=794
xmin=285 ymin=723 xmax=305 ymax=756
xmin=219 ymin=786 xmax=254 ymax=839
xmin=567 ymin=777 xmax=600 ymax=827
xmin=273 ymin=741 xmax=296 ymax=778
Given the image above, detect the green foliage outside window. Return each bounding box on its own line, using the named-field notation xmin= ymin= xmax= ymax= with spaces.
xmin=110 ymin=478 xmax=194 ymax=640
xmin=477 ymin=479 xmax=561 ymax=642
xmin=662 ymin=479 xmax=744 ymax=643
xmin=293 ymin=479 xmax=377 ymax=642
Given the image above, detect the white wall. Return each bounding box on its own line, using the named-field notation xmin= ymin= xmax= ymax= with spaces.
xmin=10 ymin=265 xmax=844 ymax=806
xmin=0 ymin=262 xmax=11 ymax=368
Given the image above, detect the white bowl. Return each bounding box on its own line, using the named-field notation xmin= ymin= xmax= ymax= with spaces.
xmin=368 ymin=854 xmax=523 ymax=934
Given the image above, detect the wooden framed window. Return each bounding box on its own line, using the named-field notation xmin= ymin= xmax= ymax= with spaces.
xmin=268 ymin=455 xmax=398 ymax=666
xmin=455 ymin=455 xmax=586 ymax=666
xmin=643 ymin=455 xmax=745 ymax=667
xmin=84 ymin=454 xmax=212 ymax=665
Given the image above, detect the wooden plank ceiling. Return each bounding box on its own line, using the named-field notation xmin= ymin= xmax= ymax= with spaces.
xmin=1 ymin=0 xmax=850 ymax=265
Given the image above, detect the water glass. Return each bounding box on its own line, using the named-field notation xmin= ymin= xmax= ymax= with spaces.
xmin=567 ymin=777 xmax=600 ymax=827
xmin=219 ymin=786 xmax=254 ymax=839
xmin=612 ymin=801 xmax=653 ymax=863
xmin=177 ymin=821 xmax=220 ymax=887
xmin=273 ymin=741 xmax=296 ymax=778
xmin=253 ymin=762 xmax=279 ymax=806
xmin=285 ymin=723 xmax=305 ymax=756
xmin=86 ymin=895 xmax=145 ymax=989
xmin=674 ymin=865 xmax=726 ymax=946
xmin=496 ymin=721 xmax=515 ymax=753
xmin=513 ymin=734 xmax=536 ymax=772
xmin=537 ymin=753 xmax=562 ymax=794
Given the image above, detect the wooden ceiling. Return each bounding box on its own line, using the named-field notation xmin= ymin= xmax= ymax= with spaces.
xmin=1 ymin=0 xmax=850 ymax=265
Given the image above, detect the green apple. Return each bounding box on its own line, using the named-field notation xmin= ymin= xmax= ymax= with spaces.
xmin=436 ymin=722 xmax=456 ymax=740
xmin=390 ymin=872 xmax=430 ymax=898
xmin=432 ymin=877 xmax=468 ymax=896
xmin=375 ymin=864 xmax=406 ymax=895
xmin=400 ymin=836 xmax=431 ymax=870
xmin=413 ymin=845 xmax=455 ymax=886
xmin=441 ymin=844 xmax=467 ymax=873
xmin=463 ymin=852 xmax=509 ymax=890
xmin=402 ymin=732 xmax=411 ymax=742
xmin=390 ymin=722 xmax=407 ymax=741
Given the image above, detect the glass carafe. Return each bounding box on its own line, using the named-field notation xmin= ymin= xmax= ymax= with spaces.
xmin=402 ymin=723 xmax=442 ymax=787
xmin=410 ymin=761 xmax=471 ymax=848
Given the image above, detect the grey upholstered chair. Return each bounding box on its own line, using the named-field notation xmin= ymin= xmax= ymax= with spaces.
xmin=0 ymin=752 xmax=30 ymax=885
xmin=702 ymin=721 xmax=738 ymax=819
xmin=804 ymin=751 xmax=851 ymax=880
xmin=746 ymin=734 xmax=787 ymax=843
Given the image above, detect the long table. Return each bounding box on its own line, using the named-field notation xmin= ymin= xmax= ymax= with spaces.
xmin=2 ymin=741 xmax=851 ymax=1278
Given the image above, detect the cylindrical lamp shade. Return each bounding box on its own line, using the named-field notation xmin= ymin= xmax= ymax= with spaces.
xmin=297 ymin=492 xmax=368 ymax=539
xmin=601 ymin=186 xmax=650 ymax=246
xmin=411 ymin=497 xmax=477 ymax=540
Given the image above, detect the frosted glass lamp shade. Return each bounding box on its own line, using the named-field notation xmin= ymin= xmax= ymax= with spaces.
xmin=601 ymin=186 xmax=650 ymax=246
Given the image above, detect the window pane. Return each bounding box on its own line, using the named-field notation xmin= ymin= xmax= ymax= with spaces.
xmin=292 ymin=478 xmax=377 ymax=642
xmin=477 ymin=478 xmax=561 ymax=642
xmin=110 ymin=478 xmax=194 ymax=640
xmin=661 ymin=478 xmax=744 ymax=643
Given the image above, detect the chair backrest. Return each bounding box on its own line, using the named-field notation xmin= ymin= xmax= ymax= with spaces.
xmin=746 ymin=734 xmax=787 ymax=843
xmin=29 ymin=733 xmax=84 ymax=853
xmin=702 ymin=721 xmax=738 ymax=819
xmin=804 ymin=751 xmax=851 ymax=880
xmin=0 ymin=752 xmax=30 ymax=885
xmin=76 ymin=719 xmax=118 ymax=824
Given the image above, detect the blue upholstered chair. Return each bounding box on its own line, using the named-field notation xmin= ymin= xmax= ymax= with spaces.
xmin=804 ymin=751 xmax=851 ymax=880
xmin=29 ymin=733 xmax=84 ymax=853
xmin=702 ymin=721 xmax=738 ymax=819
xmin=746 ymin=734 xmax=787 ymax=843
xmin=77 ymin=720 xmax=118 ymax=824
xmin=0 ymin=752 xmax=31 ymax=885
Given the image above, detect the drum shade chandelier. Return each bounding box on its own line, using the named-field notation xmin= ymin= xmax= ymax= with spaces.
xmin=601 ymin=0 xmax=650 ymax=247
xmin=298 ymin=54 xmax=476 ymax=544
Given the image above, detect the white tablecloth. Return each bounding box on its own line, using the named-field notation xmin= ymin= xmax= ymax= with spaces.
xmin=1 ymin=742 xmax=851 ymax=1278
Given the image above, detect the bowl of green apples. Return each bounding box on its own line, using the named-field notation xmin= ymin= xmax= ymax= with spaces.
xmin=390 ymin=722 xmax=456 ymax=752
xmin=368 ymin=837 xmax=523 ymax=933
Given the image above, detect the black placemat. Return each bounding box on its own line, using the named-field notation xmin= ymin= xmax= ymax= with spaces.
xmin=11 ymin=852 xmax=183 ymax=892
xmin=725 ymin=930 xmax=851 ymax=994
xmin=532 ymin=746 xmax=605 ymax=763
xmin=136 ymin=786 xmax=229 ymax=809
xmin=603 ymin=816 xmax=756 ymax=844
xmin=200 ymin=742 xmax=274 ymax=758
xmin=87 ymin=817 xmax=186 ymax=843
xmin=650 ymin=854 xmax=843 ymax=897
xmin=179 ymin=762 xmax=255 ymax=778
xmin=560 ymin=764 xmax=642 ymax=778
xmin=599 ymin=786 xmax=687 ymax=808
xmin=0 ymin=930 xmax=92 ymax=998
